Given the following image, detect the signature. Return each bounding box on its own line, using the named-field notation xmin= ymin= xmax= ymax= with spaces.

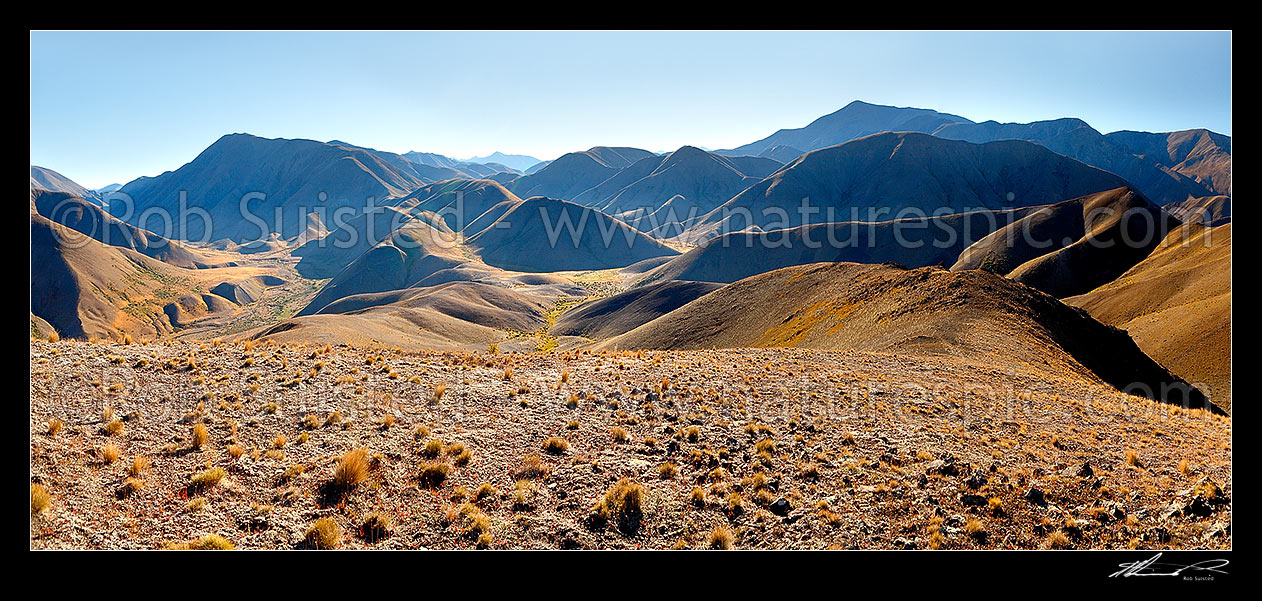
xmin=1110 ymin=553 xmax=1229 ymax=578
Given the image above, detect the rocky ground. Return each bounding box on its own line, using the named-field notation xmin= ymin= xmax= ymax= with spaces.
xmin=30 ymin=340 xmax=1231 ymax=550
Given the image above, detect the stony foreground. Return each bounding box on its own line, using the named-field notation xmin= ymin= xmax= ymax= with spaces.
xmin=30 ymin=340 xmax=1231 ymax=549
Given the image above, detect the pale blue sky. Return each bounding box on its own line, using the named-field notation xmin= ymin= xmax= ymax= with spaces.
xmin=31 ymin=30 xmax=1231 ymax=188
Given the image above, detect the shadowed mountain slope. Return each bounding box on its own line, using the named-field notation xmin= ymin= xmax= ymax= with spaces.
xmin=291 ymin=178 xmax=520 ymax=279
xmin=951 ymin=187 xmax=1178 ymax=298
xmin=463 ymin=197 xmax=678 ymax=272
xmin=297 ymin=218 xmax=465 ymax=316
xmin=117 ymin=134 xmax=446 ymax=242
xmin=932 ymin=118 xmax=1220 ymax=205
xmin=639 ymin=207 xmax=1037 ymax=287
xmin=30 ymin=212 xmax=195 ymax=340
xmin=509 ymin=147 xmax=656 ymax=200
xmin=31 ymin=166 xmax=101 ymax=204
xmin=32 ymin=189 xmax=215 ymax=269
xmin=1105 ymin=129 xmax=1231 ymax=196
xmin=688 ymin=132 xmax=1126 ymax=238
xmin=1067 ymin=223 xmax=1231 ymax=410
xmin=552 ymin=280 xmax=722 ymax=339
xmin=1166 ymin=195 xmax=1230 ymax=227
xmin=601 ymin=262 xmax=1217 ymax=411
xmin=568 ymin=146 xmax=782 ymax=237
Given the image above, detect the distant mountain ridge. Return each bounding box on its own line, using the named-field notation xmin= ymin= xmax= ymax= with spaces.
xmin=931 ymin=118 xmax=1225 ymax=204
xmin=116 ymin=134 xmax=503 ymax=242
xmin=718 ymin=100 xmax=973 ymax=157
xmin=719 ymin=100 xmax=1230 ymax=205
xmin=31 ymin=166 xmax=102 ymax=205
xmin=689 ymin=132 xmax=1130 ymax=237
xmin=460 ymin=151 xmax=542 ymax=172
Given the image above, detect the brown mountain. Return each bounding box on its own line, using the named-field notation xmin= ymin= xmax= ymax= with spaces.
xmin=258 ymin=279 xmax=583 ymax=351
xmin=1067 ymin=223 xmax=1231 ymax=410
xmin=30 ymin=212 xmax=195 ymax=340
xmin=1105 ymin=128 xmax=1231 ymax=196
xmin=1166 ymin=195 xmax=1230 ymax=227
xmin=951 ymin=187 xmax=1178 ymax=298
xmin=551 ymin=280 xmax=722 ymax=339
xmin=638 ymin=207 xmax=1038 ymax=288
xmin=32 ymin=189 xmax=216 ymax=269
xmin=600 ymin=262 xmax=1217 ymax=411
xmin=31 ymin=166 xmax=100 ymax=204
xmin=297 ymin=218 xmax=466 ymax=316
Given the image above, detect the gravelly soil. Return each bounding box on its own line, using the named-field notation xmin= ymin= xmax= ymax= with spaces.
xmin=30 ymin=340 xmax=1231 ymax=550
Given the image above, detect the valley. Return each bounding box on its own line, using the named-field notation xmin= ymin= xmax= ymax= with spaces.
xmin=30 ymin=96 xmax=1232 ymax=551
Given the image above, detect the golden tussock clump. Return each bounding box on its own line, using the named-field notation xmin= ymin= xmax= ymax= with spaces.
xmin=361 ymin=511 xmax=392 ymax=543
xmin=516 ymin=453 xmax=549 ymax=479
xmin=658 ymin=462 xmax=678 ymax=479
xmin=689 ymin=487 xmax=706 ymax=507
xmin=610 ymin=427 xmax=630 ymax=443
xmin=166 ymin=534 xmax=235 ymax=550
xmin=512 ymin=479 xmax=537 ymax=510
xmin=31 ymin=484 xmax=50 ymax=514
xmin=709 ymin=525 xmax=734 ymax=549
xmin=119 ymin=477 xmax=145 ymax=497
xmin=542 ymin=437 xmax=569 ymax=455
xmin=46 ymin=418 xmax=62 ymax=436
xmin=1048 ymin=529 xmax=1072 ymax=549
xmin=334 ymin=448 xmax=370 ymax=490
xmin=593 ymin=478 xmax=645 ymax=533
xmin=128 ymin=456 xmax=152 ymax=478
xmin=103 ymin=419 xmax=124 ymax=436
xmin=190 ymin=467 xmax=226 ymax=488
xmin=101 ymin=443 xmax=121 ymax=464
xmin=305 ymin=518 xmax=341 ymax=549
xmin=474 ymin=482 xmax=497 ymax=502
xmin=417 ymin=462 xmax=450 ymax=488
xmin=191 ymin=423 xmax=209 ymax=450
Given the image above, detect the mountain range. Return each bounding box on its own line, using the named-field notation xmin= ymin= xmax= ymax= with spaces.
xmin=30 ymin=99 xmax=1231 ymax=411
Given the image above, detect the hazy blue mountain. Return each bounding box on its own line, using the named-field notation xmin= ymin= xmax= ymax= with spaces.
xmin=757 ymin=144 xmax=806 ymax=163
xmin=31 ymin=166 xmax=101 ymax=204
xmin=509 ymin=146 xmax=656 ymax=200
xmin=719 ymin=100 xmax=972 ymax=157
xmin=689 ymin=132 xmax=1129 ymax=237
xmin=461 ymin=151 xmax=542 ymax=172
xmin=524 ymin=160 xmax=552 ymax=174
xmin=567 ymin=146 xmax=782 ymax=237
xmin=932 ymin=118 xmax=1219 ymax=204
xmin=117 ymin=134 xmax=442 ymax=242
xmin=1104 ymin=129 xmax=1231 ymax=196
